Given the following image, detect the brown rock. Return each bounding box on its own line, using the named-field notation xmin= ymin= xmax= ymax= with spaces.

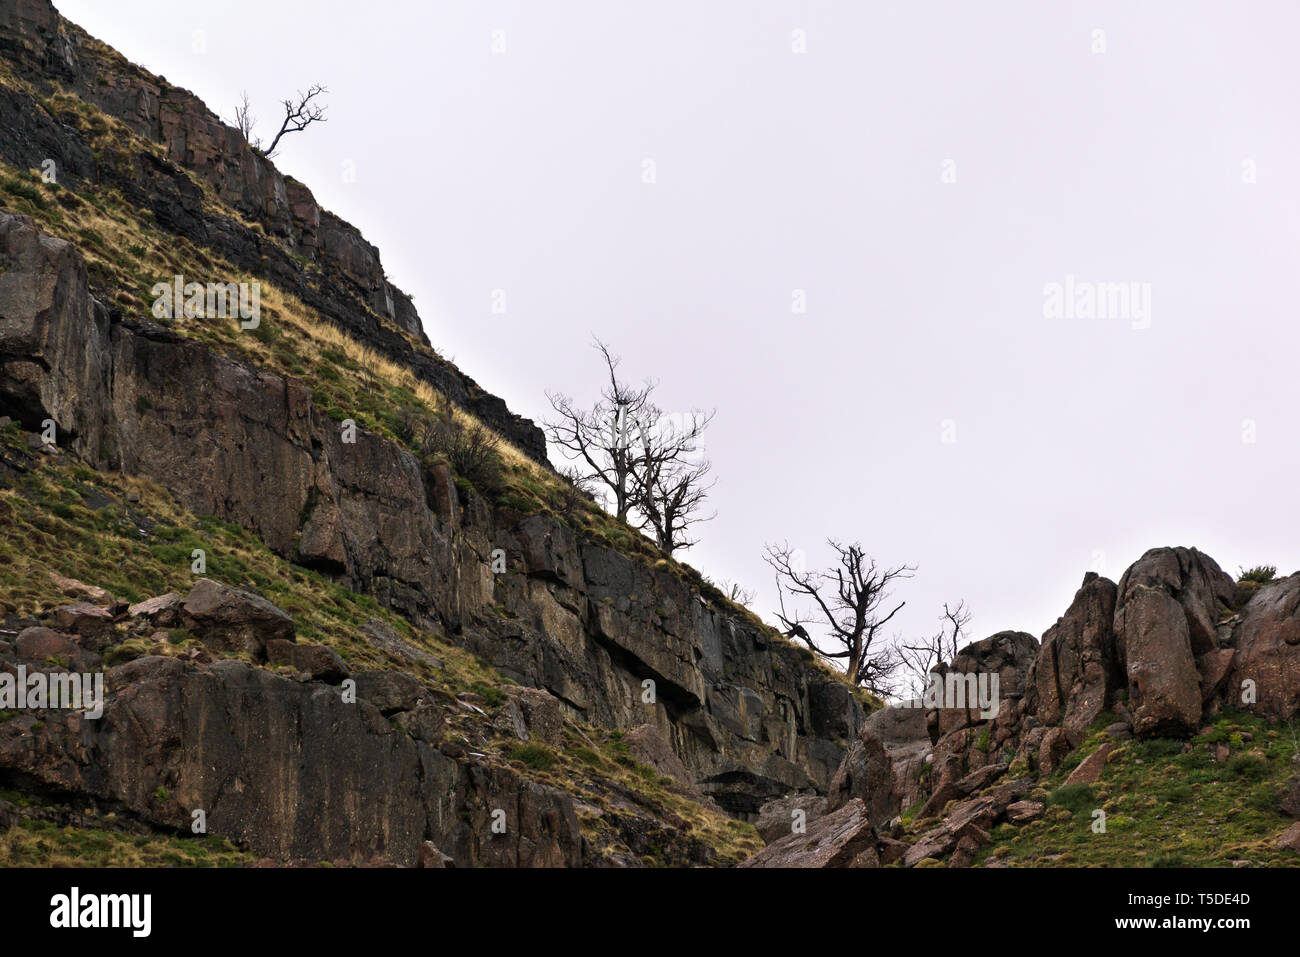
xmin=180 ymin=578 xmax=293 ymax=660
xmin=1006 ymin=800 xmax=1044 ymax=824
xmin=127 ymin=593 xmax=183 ymax=627
xmin=754 ymin=794 xmax=827 ymax=844
xmin=1274 ymin=822 xmax=1300 ymax=853
xmin=49 ymin=573 xmax=112 ymax=605
xmin=1064 ymin=743 xmax=1114 ymax=786
xmin=14 ymin=626 xmax=78 ymax=661
xmin=738 ymin=798 xmax=879 ymax=868
xmin=1228 ymin=573 xmax=1300 ymax=719
xmin=1031 ymin=573 xmax=1121 ymax=747
xmin=623 ymin=724 xmax=695 ymax=790
xmin=49 ymin=602 xmax=114 ymax=648
xmin=265 ymin=639 xmax=348 ymax=683
xmin=418 ymin=842 xmax=454 ymax=868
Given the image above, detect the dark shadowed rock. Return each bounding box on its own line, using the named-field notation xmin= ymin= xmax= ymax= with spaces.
xmin=266 ymin=639 xmax=348 ymax=683
xmin=180 ymin=578 xmax=293 ymax=660
xmin=353 ymin=670 xmax=428 ymax=716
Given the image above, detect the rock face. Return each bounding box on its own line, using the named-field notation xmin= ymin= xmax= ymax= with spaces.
xmin=0 ymin=654 xmax=580 ymax=867
xmin=0 ymin=0 xmax=548 ymax=464
xmin=1030 ymin=573 xmax=1121 ymax=747
xmin=1229 ymin=573 xmax=1300 ymax=719
xmin=1114 ymin=548 xmax=1236 ymax=737
xmin=0 ymin=211 xmax=860 ymax=813
xmin=738 ymin=798 xmax=878 ymax=868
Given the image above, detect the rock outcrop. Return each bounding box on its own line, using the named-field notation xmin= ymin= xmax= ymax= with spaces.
xmin=0 ymin=211 xmax=861 ymax=815
xmin=0 ymin=0 xmax=548 ymax=463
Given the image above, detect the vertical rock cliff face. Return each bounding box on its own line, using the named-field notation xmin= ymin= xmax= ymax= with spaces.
xmin=0 ymin=211 xmax=862 ymax=817
xmin=0 ymin=0 xmax=549 ymax=464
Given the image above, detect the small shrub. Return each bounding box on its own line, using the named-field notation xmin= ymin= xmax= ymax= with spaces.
xmin=1238 ymin=565 xmax=1277 ymax=584
xmin=506 ymin=743 xmax=555 ymax=771
xmin=1047 ymin=783 xmax=1097 ymax=814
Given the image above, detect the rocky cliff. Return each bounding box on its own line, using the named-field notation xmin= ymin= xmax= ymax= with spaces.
xmin=749 ymin=548 xmax=1300 ymax=868
xmin=0 ymin=0 xmax=548 ymax=463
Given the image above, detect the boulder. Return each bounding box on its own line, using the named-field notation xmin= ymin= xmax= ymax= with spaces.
xmin=504 ymin=686 xmax=563 ymax=747
xmin=1275 ymin=822 xmax=1300 ymax=854
xmin=265 ymin=639 xmax=348 ymax=683
xmin=1113 ymin=548 xmax=1236 ymax=736
xmin=754 ymin=793 xmax=827 ymax=844
xmin=1030 ymin=573 xmax=1121 ymax=746
xmin=1228 ymin=574 xmax=1300 ymax=719
xmin=180 ymin=578 xmax=293 ymax=660
xmin=49 ymin=602 xmax=114 ymax=648
xmin=1063 ymin=743 xmax=1114 ymax=786
xmin=127 ymin=593 xmax=184 ymax=627
xmin=1006 ymin=800 xmax=1044 ymax=824
xmin=352 ymin=670 xmax=427 ymax=715
xmin=14 ymin=626 xmax=78 ymax=661
xmin=826 ymin=724 xmax=900 ymax=825
xmin=1116 ymin=586 xmax=1202 ymax=737
xmin=738 ymin=798 xmax=879 ymax=868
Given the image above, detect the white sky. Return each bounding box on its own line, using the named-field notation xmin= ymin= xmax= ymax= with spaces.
xmin=55 ymin=0 xmax=1300 ymax=672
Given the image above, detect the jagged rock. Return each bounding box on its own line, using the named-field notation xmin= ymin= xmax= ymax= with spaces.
xmin=360 ymin=619 xmax=444 ymax=671
xmin=49 ymin=602 xmax=114 ymax=648
xmin=754 ymin=794 xmax=827 ymax=844
xmin=826 ymin=724 xmax=899 ymax=826
xmin=1229 ymin=573 xmax=1300 ymax=719
xmin=0 ymin=655 xmax=580 ymax=866
xmin=738 ymin=798 xmax=879 ymax=868
xmin=624 ymin=724 xmax=696 ymax=790
xmin=1114 ymin=547 xmax=1236 ymax=736
xmin=1064 ymin=744 xmax=1114 ymax=786
xmin=127 ymin=593 xmax=183 ymax=627
xmin=1006 ymin=800 xmax=1044 ymax=824
xmin=265 ymin=639 xmax=348 ymax=683
xmin=955 ymin=762 xmax=1008 ymax=796
xmin=1030 ymin=572 xmax=1121 ymax=747
xmin=503 ymin=686 xmax=563 ymax=747
xmin=353 ymin=670 xmax=428 ymax=715
xmin=180 ymin=579 xmax=293 ymax=660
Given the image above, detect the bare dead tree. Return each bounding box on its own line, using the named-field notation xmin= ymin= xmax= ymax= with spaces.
xmin=711 ymin=579 xmax=755 ymax=608
xmin=897 ymin=600 xmax=972 ymax=699
xmin=631 ymin=453 xmax=715 ymax=555
xmin=546 ymin=339 xmax=652 ymax=522
xmin=265 ymin=84 xmax=329 ymax=157
xmin=546 ymin=339 xmax=714 ymax=529
xmin=233 ymin=91 xmax=260 ymax=149
xmin=764 ymin=540 xmax=915 ymax=694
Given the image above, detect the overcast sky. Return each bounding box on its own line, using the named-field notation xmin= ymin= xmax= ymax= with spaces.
xmin=57 ymin=0 xmax=1300 ymax=684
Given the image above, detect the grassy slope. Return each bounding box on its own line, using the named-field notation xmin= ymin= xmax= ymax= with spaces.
xmin=0 ymin=428 xmax=762 ymax=865
xmin=972 ymin=711 xmax=1300 ymax=868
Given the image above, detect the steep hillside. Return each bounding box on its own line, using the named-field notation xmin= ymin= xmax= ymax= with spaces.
xmin=0 ymin=0 xmax=863 ymax=866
